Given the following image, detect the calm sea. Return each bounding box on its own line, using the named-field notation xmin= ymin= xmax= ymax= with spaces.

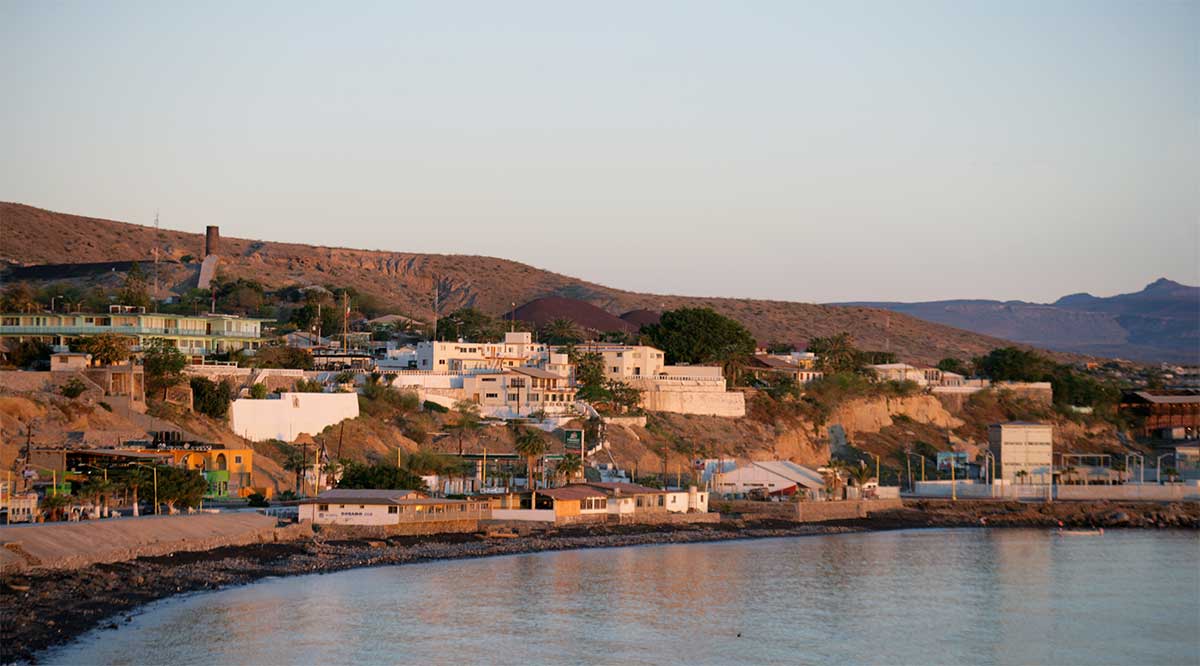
xmin=45 ymin=529 xmax=1200 ymax=666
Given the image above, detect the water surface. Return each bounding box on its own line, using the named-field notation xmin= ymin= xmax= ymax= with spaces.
xmin=47 ymin=529 xmax=1200 ymax=665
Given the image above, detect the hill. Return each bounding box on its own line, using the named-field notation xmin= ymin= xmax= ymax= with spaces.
xmin=509 ymin=296 xmax=638 ymax=334
xmin=837 ymin=278 xmax=1199 ymax=364
xmin=2 ymin=202 xmax=1060 ymax=365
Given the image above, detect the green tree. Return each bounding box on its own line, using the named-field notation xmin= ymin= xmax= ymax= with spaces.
xmin=435 ymin=307 xmax=508 ymax=342
xmin=936 ymin=357 xmax=970 ymax=376
xmin=253 ymin=345 xmax=314 ymax=370
xmin=117 ymin=262 xmax=151 ymax=309
xmin=972 ymin=347 xmax=1053 ymax=382
xmin=337 ymin=462 xmax=428 ymax=492
xmin=446 ymin=400 xmax=483 ymax=455
xmin=571 ymin=351 xmax=608 ymax=402
xmin=539 ymin=318 xmax=584 ymax=345
xmin=512 ymin=426 xmax=549 ymax=504
xmin=808 ymin=333 xmax=864 ymax=374
xmin=283 ymin=447 xmax=308 ymax=494
xmin=556 ymin=453 xmax=583 ymax=486
xmin=60 ymin=377 xmax=89 ymax=399
xmin=155 ymin=466 xmax=209 ymax=513
xmin=39 ymin=494 xmax=73 ymax=522
xmin=78 ymin=333 xmax=132 ymax=365
xmin=249 ymin=383 xmax=269 ymax=399
xmin=1 ymin=281 xmax=38 ymax=312
xmin=191 ymin=377 xmax=232 ymax=419
xmin=116 ymin=466 xmax=153 ymax=516
xmin=641 ymin=307 xmax=755 ymax=367
xmin=143 ymin=337 xmax=187 ymax=397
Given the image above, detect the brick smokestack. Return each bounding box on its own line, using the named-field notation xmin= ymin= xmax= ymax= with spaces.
xmin=205 ymin=225 xmax=220 ymax=257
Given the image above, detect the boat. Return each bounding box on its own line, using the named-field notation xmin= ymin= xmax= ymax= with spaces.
xmin=1057 ymin=528 xmax=1104 ymax=536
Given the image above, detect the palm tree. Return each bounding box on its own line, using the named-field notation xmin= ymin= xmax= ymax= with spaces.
xmin=40 ymin=494 xmax=73 ymax=522
xmin=540 ymin=318 xmax=583 ymax=345
xmin=283 ymin=448 xmax=307 ymax=494
xmin=513 ymin=426 xmax=549 ymax=507
xmin=82 ymin=477 xmax=119 ymax=518
xmin=119 ymin=466 xmax=152 ymax=516
xmin=556 ymin=453 xmax=583 ymax=486
xmin=848 ymin=463 xmax=875 ymax=498
xmin=447 ymin=401 xmax=483 ymax=455
xmin=1015 ymin=470 xmax=1029 ymax=486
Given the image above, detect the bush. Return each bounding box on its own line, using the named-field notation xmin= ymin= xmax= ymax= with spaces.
xmin=98 ymin=401 xmax=112 ymax=412
xmin=60 ymin=377 xmax=89 ymax=399
xmin=246 ymin=492 xmax=269 ymax=507
xmin=249 ymin=383 xmax=269 ymax=399
xmin=423 ymin=400 xmax=448 ymax=413
xmin=191 ymin=377 xmax=232 ymax=419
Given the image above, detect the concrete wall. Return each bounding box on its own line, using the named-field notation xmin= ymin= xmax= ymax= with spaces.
xmin=1056 ymin=484 xmax=1200 ymax=502
xmin=491 ymin=509 xmax=556 ymax=522
xmin=796 ymin=498 xmax=904 ymax=522
xmin=639 ymin=388 xmax=746 ymax=418
xmin=0 ymin=513 xmax=283 ymax=572
xmin=229 ymin=391 xmax=359 ymax=441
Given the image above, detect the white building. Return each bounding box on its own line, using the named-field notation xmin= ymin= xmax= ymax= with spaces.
xmin=988 ymin=422 xmax=1054 ymax=484
xmin=461 ymin=366 xmax=578 ymax=419
xmin=713 ymin=460 xmax=826 ymax=498
xmin=298 ymin=489 xmax=490 ymax=526
xmin=867 ymin=363 xmax=929 ymax=386
xmin=416 ymin=331 xmax=549 ymax=373
xmin=576 ymin=343 xmax=745 ymax=417
xmin=664 ymin=487 xmax=709 ymax=513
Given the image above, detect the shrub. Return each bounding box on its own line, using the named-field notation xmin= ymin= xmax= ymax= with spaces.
xmin=60 ymin=377 xmax=88 ymax=399
xmin=191 ymin=377 xmax=232 ymax=419
xmin=423 ymin=400 xmax=448 ymax=413
xmin=246 ymin=492 xmax=269 ymax=507
xmin=249 ymin=383 xmax=269 ymax=399
xmin=98 ymin=401 xmax=112 ymax=412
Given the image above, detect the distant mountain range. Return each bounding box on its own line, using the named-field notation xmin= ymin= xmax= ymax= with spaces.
xmin=835 ymin=278 xmax=1200 ymax=364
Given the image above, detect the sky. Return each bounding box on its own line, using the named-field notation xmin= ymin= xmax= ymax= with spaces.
xmin=2 ymin=1 xmax=1197 ymax=303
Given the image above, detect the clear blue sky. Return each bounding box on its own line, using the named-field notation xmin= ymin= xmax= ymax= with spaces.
xmin=2 ymin=1 xmax=1196 ymax=303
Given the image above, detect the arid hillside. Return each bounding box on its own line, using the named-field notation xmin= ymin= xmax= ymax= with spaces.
xmin=3 ymin=202 xmax=1047 ymax=364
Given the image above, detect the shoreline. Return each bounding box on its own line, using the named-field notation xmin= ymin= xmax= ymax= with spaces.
xmin=3 ymin=501 xmax=1197 ymax=664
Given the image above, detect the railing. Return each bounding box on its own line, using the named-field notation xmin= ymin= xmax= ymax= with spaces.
xmin=0 ymin=325 xmax=260 ymax=339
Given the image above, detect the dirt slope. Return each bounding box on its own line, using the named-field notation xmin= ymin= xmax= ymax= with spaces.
xmin=1 ymin=202 xmax=1050 ymax=364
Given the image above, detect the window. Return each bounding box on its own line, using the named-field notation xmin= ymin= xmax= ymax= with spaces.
xmin=234 ymin=456 xmax=242 ymax=464
xmin=636 ymin=497 xmax=644 ymax=508
xmin=318 ymin=504 xmax=329 ymax=511
xmin=611 ymin=366 xmax=619 ymax=373
xmin=459 ymin=504 xmax=466 ymax=512
xmin=388 ymin=506 xmax=398 ymax=514
xmin=508 ymin=394 xmax=519 ymax=401
xmin=658 ymin=496 xmax=664 ymax=507
xmin=485 ymin=393 xmax=498 ymax=399
xmin=359 ymin=505 xmax=365 ymax=509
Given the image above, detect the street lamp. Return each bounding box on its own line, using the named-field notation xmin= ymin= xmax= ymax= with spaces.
xmin=907 ymin=453 xmax=930 ymax=489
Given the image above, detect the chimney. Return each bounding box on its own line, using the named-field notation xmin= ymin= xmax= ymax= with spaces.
xmin=205 ymin=225 xmax=220 ymax=257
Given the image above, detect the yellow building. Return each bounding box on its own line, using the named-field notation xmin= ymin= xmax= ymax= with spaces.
xmin=132 ymin=445 xmax=258 ymax=498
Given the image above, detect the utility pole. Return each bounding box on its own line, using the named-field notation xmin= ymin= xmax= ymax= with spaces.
xmin=152 ymin=211 xmax=160 ymax=311
xmin=341 ymin=292 xmax=350 ymax=352
xmin=431 ymin=278 xmax=439 ymax=342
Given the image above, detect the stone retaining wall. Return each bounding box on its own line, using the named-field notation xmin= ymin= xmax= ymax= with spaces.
xmin=314 ymin=519 xmax=481 ymax=539
xmin=796 ymin=499 xmax=904 ymax=522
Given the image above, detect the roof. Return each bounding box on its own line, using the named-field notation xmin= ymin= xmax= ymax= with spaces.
xmin=746 ymin=356 xmax=799 ymax=370
xmin=748 ymin=461 xmax=825 ymax=490
xmin=535 ymin=486 xmax=608 ymax=501
xmin=868 ymin=363 xmax=921 ymax=371
xmin=1126 ymin=390 xmax=1200 ymax=405
xmin=300 ymin=488 xmax=423 ymax=505
xmin=580 ymin=481 xmax=666 ymax=495
xmin=510 ymin=366 xmax=566 ymax=380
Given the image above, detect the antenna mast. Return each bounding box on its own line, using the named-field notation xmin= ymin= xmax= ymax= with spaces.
xmin=153 ymin=211 xmax=160 ymax=311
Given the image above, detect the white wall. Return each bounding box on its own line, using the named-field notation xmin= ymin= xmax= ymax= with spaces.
xmin=491 ymin=509 xmax=556 ymax=522
xmin=299 ymin=502 xmax=398 ymax=525
xmin=230 ymin=392 xmax=360 ymax=442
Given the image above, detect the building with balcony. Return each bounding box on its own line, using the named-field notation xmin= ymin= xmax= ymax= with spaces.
xmin=415 ymin=331 xmax=549 ymax=373
xmin=0 ymin=305 xmax=267 ymax=359
xmin=462 ymin=365 xmax=578 ymax=418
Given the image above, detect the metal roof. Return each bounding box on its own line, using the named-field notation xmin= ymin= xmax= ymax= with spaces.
xmin=748 ymin=461 xmax=826 ymax=490
xmin=580 ymin=481 xmax=666 ymax=495
xmin=510 ymin=366 xmax=566 ymax=380
xmin=1129 ymin=391 xmax=1200 ymax=405
xmin=535 ymin=486 xmax=608 ymax=501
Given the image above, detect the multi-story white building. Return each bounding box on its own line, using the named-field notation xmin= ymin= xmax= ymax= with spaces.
xmin=988 ymin=422 xmax=1054 ymax=483
xmin=572 ymin=343 xmax=744 ymax=417
xmin=0 ymin=305 xmax=266 ymax=359
xmin=462 ymin=365 xmax=577 ymax=418
xmin=415 ymin=331 xmax=548 ymax=373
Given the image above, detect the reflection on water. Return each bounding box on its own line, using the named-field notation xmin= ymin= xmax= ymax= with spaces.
xmin=46 ymin=529 xmax=1199 ymax=666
